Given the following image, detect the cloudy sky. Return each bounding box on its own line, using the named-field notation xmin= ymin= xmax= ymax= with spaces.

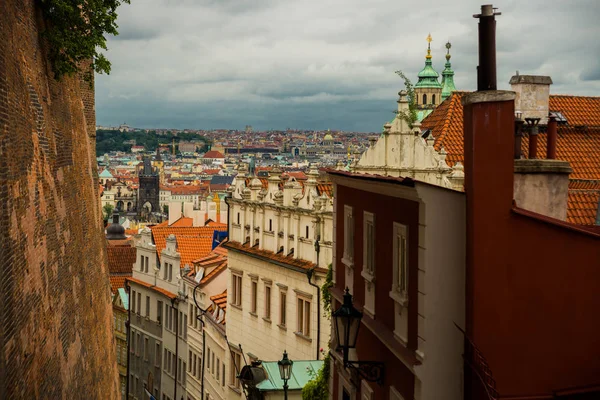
xmin=96 ymin=0 xmax=600 ymax=132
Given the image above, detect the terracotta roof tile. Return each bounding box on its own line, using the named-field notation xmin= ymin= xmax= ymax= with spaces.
xmin=109 ymin=276 xmax=129 ymax=294
xmin=170 ymin=217 xmax=194 ymax=227
xmin=126 ymin=277 xmax=177 ymax=300
xmin=150 ymin=225 xmax=225 ymax=269
xmin=206 ymin=221 xmax=227 ymax=228
xmin=107 ymin=246 xmax=137 ymax=274
xmin=203 ymin=150 xmax=225 ymax=158
xmin=567 ymin=182 xmax=600 ymax=225
xmin=224 ymin=241 xmax=325 ymax=273
xmin=421 ymin=93 xmax=600 ymax=178
xmin=317 ymin=182 xmax=333 ymax=197
xmin=107 ymin=238 xmax=133 ymax=247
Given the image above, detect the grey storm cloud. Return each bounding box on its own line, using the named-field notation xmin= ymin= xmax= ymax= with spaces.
xmin=96 ymin=0 xmax=600 ymax=131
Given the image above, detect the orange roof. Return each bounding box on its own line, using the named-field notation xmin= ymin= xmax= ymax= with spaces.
xmin=567 ymin=190 xmax=600 ymax=225
xmin=109 ymin=276 xmax=129 ymax=294
xmin=203 ymin=169 xmax=222 ymax=175
xmin=125 ymin=228 xmax=139 ymax=235
xmin=224 ymin=241 xmax=325 ymax=273
xmin=107 ymin=238 xmax=133 ymax=247
xmin=244 ymin=177 xmax=269 ymax=189
xmin=210 ymin=291 xmax=227 ymax=308
xmin=317 ymin=182 xmax=333 ymax=197
xmin=151 ymin=226 xmax=219 ymax=267
xmin=107 ymin=246 xmax=137 ymax=274
xmin=126 ymin=277 xmax=177 ymax=300
xmin=206 ymin=221 xmax=227 ymax=228
xmin=203 ymin=150 xmax=225 ymax=159
xmin=549 ymin=95 xmax=600 ymax=127
xmin=170 ymin=217 xmax=194 ymax=227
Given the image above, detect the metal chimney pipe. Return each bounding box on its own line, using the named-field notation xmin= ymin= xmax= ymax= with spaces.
xmin=474 ymin=5 xmax=501 ymax=91
xmin=514 ymin=112 xmax=524 ymax=159
xmin=547 ymin=115 xmax=558 ymax=159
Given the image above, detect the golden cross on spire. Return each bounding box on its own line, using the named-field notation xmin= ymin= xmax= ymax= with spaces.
xmin=426 ymin=33 xmax=432 ymax=59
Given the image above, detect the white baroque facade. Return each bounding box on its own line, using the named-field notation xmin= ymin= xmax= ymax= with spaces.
xmin=354 ymin=90 xmax=464 ymax=191
xmin=223 ymin=164 xmax=332 ymax=398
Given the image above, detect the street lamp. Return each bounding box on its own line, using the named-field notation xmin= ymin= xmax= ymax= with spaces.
xmin=332 ymin=288 xmax=385 ymax=385
xmin=278 ymin=350 xmax=293 ymax=400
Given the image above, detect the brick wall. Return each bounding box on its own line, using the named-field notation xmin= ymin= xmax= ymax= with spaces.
xmin=0 ymin=0 xmax=119 ymax=397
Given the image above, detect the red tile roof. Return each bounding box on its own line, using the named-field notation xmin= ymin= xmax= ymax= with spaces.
xmin=224 ymin=241 xmax=325 ymax=273
xmin=203 ymin=150 xmax=225 ymax=159
xmin=317 ymin=182 xmax=333 ymax=198
xmin=109 ymin=276 xmax=128 ymax=294
xmin=549 ymin=95 xmax=600 ymax=127
xmin=151 ymin=226 xmax=219 ymax=267
xmin=107 ymin=246 xmax=137 ymax=274
xmin=170 ymin=217 xmax=194 ymax=227
xmin=206 ymin=221 xmax=227 ymax=228
xmin=126 ymin=277 xmax=177 ymax=300
xmin=567 ymin=190 xmax=600 ymax=225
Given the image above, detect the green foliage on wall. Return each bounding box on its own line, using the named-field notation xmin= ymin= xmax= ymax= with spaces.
xmin=38 ymin=0 xmax=131 ymax=81
xmin=394 ymin=70 xmax=419 ymax=129
xmin=302 ymin=352 xmax=331 ymax=400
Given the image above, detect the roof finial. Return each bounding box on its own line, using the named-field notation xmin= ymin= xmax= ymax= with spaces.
xmin=445 ymin=41 xmax=452 ymax=62
xmin=426 ymin=33 xmax=432 ymax=59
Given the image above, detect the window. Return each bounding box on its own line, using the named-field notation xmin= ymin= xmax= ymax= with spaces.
xmin=250 ymin=278 xmax=258 ymax=314
xmin=422 ymin=93 xmax=427 ymax=105
xmin=391 ymin=222 xmax=409 ymax=346
xmin=391 ymin=223 xmax=409 ymax=302
xmin=155 ymin=343 xmax=161 ymax=367
xmin=296 ymin=297 xmax=311 ymax=337
xmin=237 ymin=212 xmax=240 ymax=225
xmin=146 ymin=295 xmax=150 ymax=317
xmin=212 ymin=352 xmax=215 ymax=375
xmin=363 ymin=212 xmax=375 ymax=277
xmin=230 ymin=350 xmax=242 ymax=389
xmin=222 ymin=363 xmax=226 ymax=386
xmin=432 ymin=94 xmax=436 ymax=105
xmin=136 ymin=333 xmax=141 ymax=356
xmin=140 ymin=255 xmax=144 ymax=271
xmin=157 ymin=300 xmax=163 ymax=324
xmin=342 ymin=205 xmax=354 ymax=266
xmin=130 ymin=329 xmax=135 ymax=353
xmin=207 ymin=348 xmax=211 ymax=371
xmin=144 ymin=337 xmax=149 ymax=361
xmin=216 ymin=358 xmax=220 ymax=381
xmin=279 ymin=291 xmax=287 ymax=327
xmin=137 ymin=293 xmax=141 ymax=314
xmin=131 ymin=290 xmax=136 ymax=314
xmin=269 ymin=219 xmax=272 ymax=231
xmin=164 ymin=348 xmax=168 ymax=370
xmin=163 ymin=263 xmax=168 ymax=280
xmin=264 ymin=283 xmax=271 ymax=320
xmin=305 ymin=225 xmax=309 ymax=239
xmin=168 ymin=264 xmax=173 ymax=282
xmin=231 ymin=273 xmax=242 ymax=307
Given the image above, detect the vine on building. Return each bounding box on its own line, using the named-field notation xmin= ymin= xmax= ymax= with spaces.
xmin=394 ymin=70 xmax=418 ymax=129
xmin=38 ymin=0 xmax=130 ymax=81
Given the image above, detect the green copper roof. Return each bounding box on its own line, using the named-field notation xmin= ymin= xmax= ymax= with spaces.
xmin=415 ymin=58 xmax=441 ymax=89
xmin=417 ymin=109 xmax=433 ymax=122
xmin=441 ymin=42 xmax=457 ymax=100
xmin=256 ymin=360 xmax=323 ymax=392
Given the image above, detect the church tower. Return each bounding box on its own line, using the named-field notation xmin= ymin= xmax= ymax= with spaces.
xmin=441 ymin=41 xmax=457 ymax=101
xmin=414 ymin=34 xmax=442 ymax=120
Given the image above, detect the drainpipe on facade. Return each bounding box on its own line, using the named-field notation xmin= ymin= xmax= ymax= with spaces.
xmin=193 ymin=284 xmax=210 ymax=400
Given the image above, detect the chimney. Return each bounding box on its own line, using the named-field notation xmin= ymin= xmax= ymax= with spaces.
xmin=509 ymin=74 xmax=553 ymax=124
xmin=168 ymin=201 xmax=182 ymax=226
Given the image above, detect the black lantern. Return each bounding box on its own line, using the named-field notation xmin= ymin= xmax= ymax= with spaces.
xmin=332 ymin=288 xmax=385 ymax=386
xmin=333 ymin=288 xmax=363 ymax=357
xmin=278 ymin=351 xmax=293 ymax=400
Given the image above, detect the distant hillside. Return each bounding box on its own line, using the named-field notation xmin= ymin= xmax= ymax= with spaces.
xmin=96 ymin=129 xmax=210 ymax=155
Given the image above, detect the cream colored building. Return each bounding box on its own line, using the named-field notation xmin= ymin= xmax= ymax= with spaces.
xmin=128 ymin=229 xmax=191 ymax=400
xmin=353 ymin=90 xmax=464 ymax=191
xmin=223 ymin=164 xmax=333 ymax=398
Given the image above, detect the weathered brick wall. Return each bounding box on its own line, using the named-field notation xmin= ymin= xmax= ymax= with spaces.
xmin=0 ymin=1 xmax=119 ymax=398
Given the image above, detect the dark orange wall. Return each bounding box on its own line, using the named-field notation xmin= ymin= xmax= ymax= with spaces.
xmin=464 ymin=95 xmax=600 ymax=396
xmin=334 ymin=184 xmax=419 ymax=399
xmin=0 ymin=1 xmax=119 ymax=397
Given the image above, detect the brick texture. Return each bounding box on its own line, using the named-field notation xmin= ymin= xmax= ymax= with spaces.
xmin=0 ymin=1 xmax=119 ymax=398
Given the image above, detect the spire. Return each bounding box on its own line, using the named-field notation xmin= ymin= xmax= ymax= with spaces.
xmin=441 ymin=41 xmax=458 ymax=101
xmin=426 ymin=33 xmax=432 ymax=59
xmin=415 ymin=34 xmax=441 ymax=89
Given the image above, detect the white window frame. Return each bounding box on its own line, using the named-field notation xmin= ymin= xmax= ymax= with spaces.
xmin=362 ymin=212 xmax=375 ymax=280
xmin=250 ymin=277 xmax=258 ymax=315
xmin=279 ymin=289 xmax=287 ymax=328
xmin=264 ymin=282 xmax=272 ymax=320
xmin=341 ymin=205 xmax=354 ymax=268
xmin=231 ymin=272 xmax=243 ymax=307
xmin=296 ymin=295 xmax=311 ymax=338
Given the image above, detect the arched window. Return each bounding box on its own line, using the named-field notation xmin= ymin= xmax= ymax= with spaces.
xmin=423 ymin=94 xmax=427 ymax=105
xmin=432 ymin=94 xmax=436 ymax=105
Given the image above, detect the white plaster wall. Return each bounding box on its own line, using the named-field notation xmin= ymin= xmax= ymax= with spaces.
xmin=514 ymin=173 xmax=569 ymax=221
xmin=226 ymin=251 xmax=330 ymax=364
xmin=413 ymin=184 xmax=466 ymax=400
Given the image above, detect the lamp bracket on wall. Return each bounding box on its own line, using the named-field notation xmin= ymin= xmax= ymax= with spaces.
xmin=344 ymin=360 xmax=385 ymax=386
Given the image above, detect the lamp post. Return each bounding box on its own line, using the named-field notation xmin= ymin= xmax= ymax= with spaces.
xmin=332 ymin=288 xmax=385 ymax=385
xmin=278 ymin=350 xmax=293 ymax=400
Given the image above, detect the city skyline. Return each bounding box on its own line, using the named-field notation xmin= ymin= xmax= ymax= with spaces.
xmin=96 ymin=0 xmax=600 ymax=131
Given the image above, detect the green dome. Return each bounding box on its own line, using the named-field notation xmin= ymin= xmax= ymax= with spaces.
xmin=415 ymin=59 xmax=442 ymax=89
xmin=441 ymin=42 xmax=457 ymax=100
